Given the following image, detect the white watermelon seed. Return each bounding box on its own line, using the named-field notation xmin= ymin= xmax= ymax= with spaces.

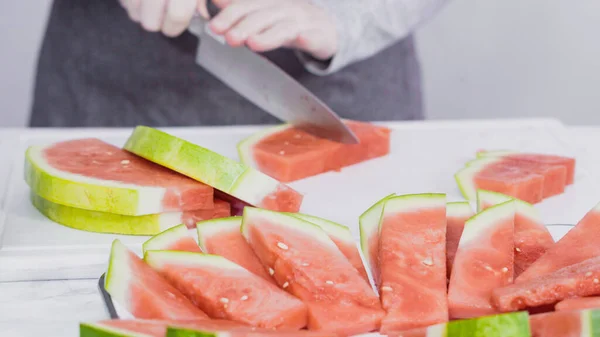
xmin=301 ymin=262 xmax=310 ymax=267
xmin=277 ymin=242 xmax=289 ymax=250
xmin=325 ymin=280 xmax=334 ymax=285
xmin=279 ymin=150 xmax=286 ymax=155
xmin=422 ymin=257 xmax=433 ymax=266
xmin=515 ymin=247 xmax=522 ymax=252
xmin=219 ymin=297 xmax=229 ymax=304
xmin=106 ymin=151 xmax=113 ymax=155
xmin=595 ymin=279 xmax=599 ymax=284
xmin=502 ymin=267 xmax=509 ymax=273
xmin=269 ymin=268 xmax=275 ymax=276
xmin=586 ymin=272 xmax=593 ymax=277
xmin=381 ymin=286 xmax=393 ymax=292
xmin=240 ymin=295 xmax=249 ymax=301
xmin=120 ymin=160 xmax=130 ymax=165
xmin=484 ymin=266 xmax=493 ymax=272
xmin=282 ymin=282 xmax=289 ymax=289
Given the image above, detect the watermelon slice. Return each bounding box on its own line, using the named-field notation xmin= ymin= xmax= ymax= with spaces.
xmin=80 ymin=319 xmax=262 ymax=337
xmin=124 ymin=126 xmax=303 ymax=213
xmin=241 ymin=207 xmax=384 ymax=335
xmin=287 ymin=212 xmax=369 ymax=283
xmin=25 ymin=138 xmax=213 ymax=216
xmin=143 ymin=224 xmax=201 ymax=254
xmin=448 ymin=200 xmax=515 ymax=319
xmin=477 ymin=189 xmax=554 ymax=277
xmin=477 ymin=150 xmax=576 ymax=185
xmin=529 ymin=309 xmax=600 ymax=337
xmin=555 ymin=297 xmax=600 ymax=312
xmin=144 ymin=251 xmax=308 ymax=330
xmin=516 ymin=201 xmax=600 ymax=283
xmin=492 ymin=255 xmax=600 ymax=312
xmin=359 ymin=193 xmax=396 ymax=287
xmin=196 ymin=217 xmax=274 ymax=283
xmin=31 ymin=193 xmax=229 ymax=235
xmin=455 ymin=157 xmax=544 ymax=203
xmin=237 ymin=120 xmax=391 ymax=182
xmin=165 ymin=326 xmax=340 ymax=337
xmin=104 ymin=240 xmax=208 ymax=320
xmin=446 ymin=201 xmax=474 ymax=279
xmin=378 ymin=193 xmax=449 ymax=332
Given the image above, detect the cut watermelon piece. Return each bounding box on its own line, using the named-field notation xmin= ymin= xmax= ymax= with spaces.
xmin=25 ymin=138 xmax=213 ymax=216
xmin=448 ymin=200 xmax=515 ymax=319
xmin=196 ymin=217 xmax=274 ymax=283
xmin=446 ymin=201 xmax=474 ymax=279
xmin=80 ymin=319 xmax=263 ymax=337
xmin=143 ymin=224 xmax=201 ymax=254
xmin=144 ymin=251 xmax=308 ymax=329
xmin=529 ymin=309 xmax=600 ymax=337
xmin=477 ymin=190 xmax=554 ymax=277
xmin=104 ymin=240 xmax=207 ymax=320
xmin=477 ymin=150 xmax=576 ymax=185
xmin=555 ymin=297 xmax=600 ymax=312
xmin=180 ymin=199 xmax=231 ymax=229
xmin=237 ymin=120 xmax=391 ymax=182
xmin=124 ymin=126 xmax=303 ymax=212
xmin=31 ymin=193 xmax=228 ymax=235
xmin=378 ymin=193 xmax=449 ymax=332
xmin=492 ymin=256 xmax=600 ymax=312
xmin=455 ymin=157 xmax=544 ymax=203
xmin=241 ymin=207 xmax=384 ymax=335
xmin=516 ymin=201 xmax=600 ymax=283
xmin=287 ymin=212 xmax=369 ymax=283
xmin=359 ymin=193 xmax=396 ymax=287
xmin=165 ymin=326 xmax=339 ymax=337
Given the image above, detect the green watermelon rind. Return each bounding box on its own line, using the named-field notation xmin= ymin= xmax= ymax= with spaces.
xmin=80 ymin=322 xmax=152 ymax=337
xmin=476 ymin=150 xmax=518 ymax=159
xmin=31 ymin=192 xmax=179 ymax=235
xmin=446 ymin=201 xmax=475 ymax=219
xmin=381 ymin=193 xmax=447 ymax=215
xmin=287 ymin=212 xmax=354 ymax=244
xmin=358 ymin=194 xmax=396 ymax=275
xmin=104 ymin=240 xmax=134 ymax=313
xmin=165 ymin=327 xmax=223 ymax=337
xmin=458 ymin=200 xmax=515 ymax=247
xmin=195 ymin=217 xmax=243 ymax=252
xmin=144 ymin=250 xmax=244 ymax=272
xmin=25 ymin=146 xmax=168 ymax=216
xmin=123 ymin=126 xmax=300 ymax=209
xmin=445 ymin=311 xmax=530 ymax=337
xmin=476 ymin=189 xmax=542 ymax=222
xmin=455 ymin=157 xmax=506 ymax=201
xmin=142 ymin=224 xmax=193 ymax=254
xmin=236 ymin=124 xmax=291 ymax=168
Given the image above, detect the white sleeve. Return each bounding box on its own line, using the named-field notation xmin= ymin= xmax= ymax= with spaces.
xmin=297 ymin=0 xmax=449 ymax=75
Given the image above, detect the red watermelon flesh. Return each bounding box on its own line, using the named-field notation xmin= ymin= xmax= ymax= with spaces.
xmin=516 ymin=202 xmax=600 ymax=283
xmin=196 ymin=217 xmax=275 ymax=284
xmin=529 ymin=310 xmax=583 ymax=337
xmin=45 ymin=138 xmax=214 ymax=211
xmin=446 ymin=202 xmax=474 ymax=279
xmin=241 ymin=208 xmax=384 ymax=335
xmin=555 ymin=297 xmax=600 ymax=312
xmin=144 ymin=251 xmax=308 ymax=330
xmin=492 ymin=255 xmax=600 ymax=312
xmin=484 ymin=152 xmax=576 ymax=185
xmin=475 ymin=163 xmax=545 ymax=204
xmin=378 ymin=194 xmax=449 ymax=333
xmin=448 ymin=201 xmax=515 ymax=319
xmin=181 ymin=199 xmax=232 ymax=229
xmin=104 ymin=240 xmax=208 ymax=320
xmin=143 ymin=224 xmax=201 ymax=254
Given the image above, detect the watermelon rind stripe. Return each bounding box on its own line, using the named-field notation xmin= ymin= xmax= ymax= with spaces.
xmin=236 ymin=124 xmax=291 ymax=168
xmin=80 ymin=322 xmax=153 ymax=337
xmin=445 ymin=311 xmax=530 ymax=336
xmin=458 ymin=200 xmax=515 ymax=246
xmin=446 ymin=202 xmax=474 ymax=219
xmin=123 ymin=126 xmax=299 ymax=209
xmin=381 ymin=193 xmax=446 ymax=214
xmin=196 ymin=217 xmax=243 ymax=252
xmin=359 ymin=193 xmax=395 ymax=279
xmin=25 ymin=145 xmax=166 ymax=216
xmin=144 ymin=251 xmax=244 ymax=271
xmin=104 ymin=240 xmax=133 ymax=315
xmin=31 ymin=192 xmax=180 ymax=235
xmin=166 ymin=327 xmax=229 ymax=337
xmin=476 ymin=150 xmax=519 ymax=159
xmin=142 ymin=224 xmax=191 ymax=254
xmin=287 ymin=212 xmax=354 ymax=244
xmin=476 ymin=189 xmax=542 ymax=222
xmin=455 ymin=157 xmax=506 ymax=201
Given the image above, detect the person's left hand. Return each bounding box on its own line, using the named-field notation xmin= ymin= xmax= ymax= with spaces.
xmin=208 ymin=0 xmax=338 ymax=60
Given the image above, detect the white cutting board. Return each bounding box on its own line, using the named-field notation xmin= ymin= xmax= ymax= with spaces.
xmin=0 ymin=119 xmax=596 ymax=282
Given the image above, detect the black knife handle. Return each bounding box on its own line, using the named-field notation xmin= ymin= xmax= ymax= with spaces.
xmin=206 ymin=0 xmax=220 ymax=18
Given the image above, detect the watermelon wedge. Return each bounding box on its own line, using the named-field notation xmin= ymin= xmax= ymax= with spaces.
xmin=144 ymin=251 xmax=308 ymax=330
xmin=104 ymin=240 xmax=208 ymax=320
xmin=165 ymin=326 xmax=340 ymax=337
xmin=237 ymin=120 xmax=391 ymax=182
xmin=378 ymin=193 xmax=449 ymax=332
xmin=448 ymin=200 xmax=515 ymax=319
xmin=241 ymin=207 xmax=384 ymax=335
xmin=25 ymin=138 xmax=213 ymax=216
xmin=477 ymin=150 xmax=576 ymax=185
xmin=446 ymin=201 xmax=474 ymax=279
xmin=287 ymin=212 xmax=369 ymax=283
xmin=143 ymin=224 xmax=201 ymax=254
xmin=80 ymin=319 xmax=261 ymax=337
xmin=359 ymin=193 xmax=396 ymax=287
xmin=124 ymin=126 xmax=303 ymax=212
xmin=555 ymin=297 xmax=600 ymax=312
xmin=529 ymin=309 xmax=600 ymax=337
xmin=516 ymin=201 xmax=600 ymax=283
xmin=196 ymin=217 xmax=274 ymax=283
xmin=31 ymin=193 xmax=229 ymax=235
xmin=477 ymin=189 xmax=554 ymax=277
xmin=492 ymin=255 xmax=600 ymax=312
xmin=455 ymin=157 xmax=544 ymax=203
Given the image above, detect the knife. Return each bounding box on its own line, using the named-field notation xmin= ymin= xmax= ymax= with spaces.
xmin=188 ymin=5 xmax=359 ymax=144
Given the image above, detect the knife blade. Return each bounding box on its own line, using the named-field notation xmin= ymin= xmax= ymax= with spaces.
xmin=188 ymin=15 xmax=359 ymax=144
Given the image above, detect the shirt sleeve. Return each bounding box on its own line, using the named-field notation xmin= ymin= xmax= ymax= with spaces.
xmin=297 ymin=0 xmax=449 ymax=75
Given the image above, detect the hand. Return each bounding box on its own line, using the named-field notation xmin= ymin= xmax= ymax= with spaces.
xmin=120 ymin=0 xmax=209 ymax=37
xmin=208 ymin=0 xmax=338 ymax=60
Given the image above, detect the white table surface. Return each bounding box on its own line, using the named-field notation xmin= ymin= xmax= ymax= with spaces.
xmin=1 ymin=125 xmax=598 ymax=337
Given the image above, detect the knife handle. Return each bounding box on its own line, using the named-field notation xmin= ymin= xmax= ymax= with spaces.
xmin=206 ymin=0 xmax=220 ymax=18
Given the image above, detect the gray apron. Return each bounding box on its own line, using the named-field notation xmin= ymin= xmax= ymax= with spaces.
xmin=30 ymin=1 xmax=423 ymax=127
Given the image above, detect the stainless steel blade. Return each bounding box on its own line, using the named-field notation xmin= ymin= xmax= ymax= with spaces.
xmin=191 ymin=19 xmax=359 ymax=144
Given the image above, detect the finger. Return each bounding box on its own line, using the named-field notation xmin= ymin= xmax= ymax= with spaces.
xmin=140 ymin=0 xmax=168 ymax=32
xmin=161 ymin=0 xmax=197 ymax=37
xmin=211 ymin=0 xmax=233 ymax=10
xmin=225 ymin=8 xmax=288 ymax=47
xmin=196 ymin=0 xmax=209 ymax=19
xmin=246 ymin=21 xmax=300 ymax=53
xmin=208 ymin=0 xmax=272 ymax=34
xmin=124 ymin=0 xmax=142 ymax=22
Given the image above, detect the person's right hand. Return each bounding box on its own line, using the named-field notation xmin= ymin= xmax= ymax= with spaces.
xmin=120 ymin=0 xmax=209 ymax=37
